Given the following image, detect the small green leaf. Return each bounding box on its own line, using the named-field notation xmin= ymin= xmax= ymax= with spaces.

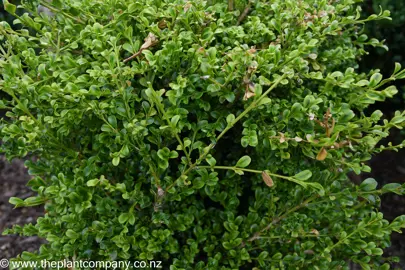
xmin=86 ymin=179 xmax=99 ymax=187
xmin=370 ymin=248 xmax=383 ymax=256
xmin=240 ymin=248 xmax=250 ymax=260
xmin=171 ymin=115 xmax=180 ymax=126
xmin=157 ymin=147 xmax=170 ymax=160
xmin=394 ymin=62 xmax=402 ymax=74
xmin=307 ymin=182 xmax=325 ymax=196
xmin=226 ymin=114 xmax=235 ymax=125
xmin=259 ymin=76 xmax=272 ymax=85
xmin=128 ymin=213 xmax=136 ymax=225
xmin=369 ymin=73 xmax=382 ymax=87
xmin=272 ymin=253 xmax=283 ymax=260
xmin=222 ymin=241 xmax=233 ymax=250
xmin=360 ymin=178 xmax=378 ymax=191
xmin=236 ymin=155 xmax=251 ymax=168
xmin=108 ymin=115 xmax=117 ymax=128
xmin=112 ymin=157 xmax=120 ymax=166
xmin=120 ymin=145 xmax=130 ymax=157
xmin=258 ymin=97 xmax=271 ymax=106
xmin=258 ymin=251 xmax=269 ymax=260
xmin=382 ymin=183 xmax=403 ymax=195
xmin=101 ymin=124 xmax=114 ymax=132
xmin=9 ymin=197 xmax=24 ymax=206
xmin=158 ymin=159 xmax=169 ymax=170
xmin=390 ymin=114 xmax=405 ymax=124
xmin=118 ymin=213 xmax=129 ymax=224
xmin=380 ymin=264 xmax=390 ymax=270
xmin=123 ymin=43 xmax=134 ymax=53
xmin=169 ymin=150 xmax=178 ymax=159
xmin=66 ymin=229 xmax=79 ymax=239
xmin=24 ymin=197 xmax=46 ymax=206
xmin=355 ymin=80 xmax=369 ymax=87
xmin=207 ymin=84 xmax=220 ymax=92
xmin=294 ymin=170 xmax=312 ymax=181
xmin=382 ymin=85 xmax=398 ymax=97
xmin=206 ymin=155 xmax=216 ymax=166
xmin=370 ymin=110 xmax=383 ymax=121
xmin=38 ymin=64 xmax=48 ymax=77
xmin=3 ymin=0 xmax=17 ymax=14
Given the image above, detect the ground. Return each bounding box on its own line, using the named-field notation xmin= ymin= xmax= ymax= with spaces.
xmin=0 ymin=156 xmax=44 ymax=260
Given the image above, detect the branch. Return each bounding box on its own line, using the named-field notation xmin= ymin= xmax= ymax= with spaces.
xmin=39 ymin=0 xmax=85 ymax=24
xmin=165 ymin=74 xmax=287 ymax=192
xmin=123 ymin=50 xmax=144 ymax=63
xmin=228 ymin=0 xmax=234 ymax=11
xmin=246 ymin=194 xmax=320 ymax=242
xmin=197 ymin=165 xmax=291 ymax=180
xmin=146 ymin=86 xmax=193 ymax=166
xmin=237 ymin=2 xmax=252 ymax=25
xmin=123 ymin=33 xmax=158 ymax=63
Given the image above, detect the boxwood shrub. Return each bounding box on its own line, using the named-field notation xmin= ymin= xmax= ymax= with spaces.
xmin=1 ymin=0 xmax=405 ymax=269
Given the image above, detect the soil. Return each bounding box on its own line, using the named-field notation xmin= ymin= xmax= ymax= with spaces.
xmin=0 ymin=156 xmax=45 ymax=260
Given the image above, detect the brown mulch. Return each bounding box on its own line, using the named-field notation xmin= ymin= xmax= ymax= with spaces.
xmin=0 ymin=156 xmax=45 ymax=260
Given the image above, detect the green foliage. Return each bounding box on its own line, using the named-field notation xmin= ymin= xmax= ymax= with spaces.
xmin=360 ymin=0 xmax=405 ymax=111
xmin=362 ymin=0 xmax=405 ymax=66
xmin=1 ymin=0 xmax=405 ymax=269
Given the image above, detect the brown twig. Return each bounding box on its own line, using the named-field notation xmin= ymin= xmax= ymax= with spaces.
xmin=123 ymin=33 xmax=158 ymax=63
xmin=245 ymin=194 xmax=320 ymax=243
xmin=228 ymin=0 xmax=234 ymax=11
xmin=123 ymin=50 xmax=145 ymax=63
xmin=237 ymin=2 xmax=252 ymax=25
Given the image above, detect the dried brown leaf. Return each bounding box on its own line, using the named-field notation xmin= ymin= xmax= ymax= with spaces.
xmin=184 ymin=2 xmax=192 ymax=12
xmin=248 ymin=82 xmax=255 ymax=92
xmin=262 ymin=171 xmax=274 ymax=187
xmin=316 ymin=147 xmax=327 ymax=161
xmin=123 ymin=33 xmax=159 ymax=63
xmin=279 ymin=133 xmax=286 ymax=143
xmin=140 ymin=32 xmax=158 ymax=50
xmin=158 ymin=20 xmax=167 ymax=29
xmin=243 ymin=90 xmax=255 ymax=101
xmin=247 ymin=47 xmax=257 ymax=54
xmin=294 ymin=136 xmax=303 ymax=142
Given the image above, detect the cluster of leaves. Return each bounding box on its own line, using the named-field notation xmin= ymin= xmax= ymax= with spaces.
xmin=360 ymin=0 xmax=405 ymax=113
xmin=0 ymin=0 xmax=18 ymax=23
xmin=362 ymin=0 xmax=405 ymax=65
xmin=1 ymin=0 xmax=405 ymax=269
